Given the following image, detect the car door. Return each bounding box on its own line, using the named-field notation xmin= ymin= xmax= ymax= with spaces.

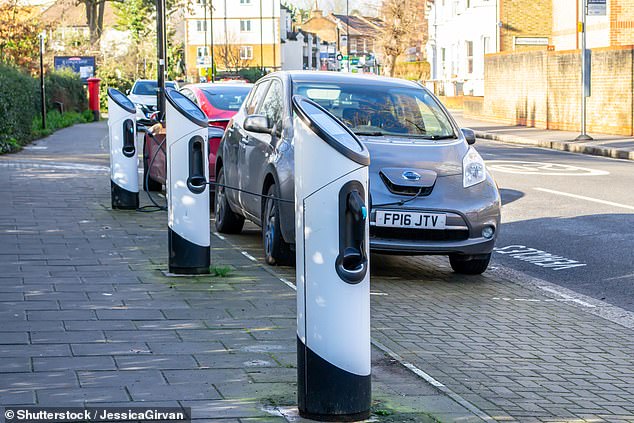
xmin=239 ymin=78 xmax=285 ymax=220
xmin=227 ymin=80 xmax=270 ymax=208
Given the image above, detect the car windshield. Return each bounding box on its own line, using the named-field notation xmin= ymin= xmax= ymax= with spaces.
xmin=200 ymin=86 xmax=251 ymax=111
xmin=132 ymin=81 xmax=177 ymax=95
xmin=293 ymin=82 xmax=456 ymax=139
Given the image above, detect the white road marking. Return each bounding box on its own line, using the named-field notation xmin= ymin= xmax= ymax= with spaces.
xmin=487 ymin=160 xmax=609 ymax=176
xmin=604 ymin=272 xmax=634 ymax=281
xmin=538 ymin=286 xmax=597 ymax=308
xmin=212 ymin=232 xmax=226 ymax=240
xmin=494 ymin=245 xmax=587 ymax=271
xmin=0 ymin=160 xmax=108 ymax=172
xmin=278 ymin=277 xmax=296 ymax=291
xmin=240 ymin=251 xmax=257 ymax=262
xmin=370 ymin=291 xmax=389 ymax=296
xmin=534 ymin=187 xmax=634 ymax=211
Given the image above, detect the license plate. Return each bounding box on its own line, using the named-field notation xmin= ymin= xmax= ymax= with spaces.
xmin=375 ymin=211 xmax=446 ymax=229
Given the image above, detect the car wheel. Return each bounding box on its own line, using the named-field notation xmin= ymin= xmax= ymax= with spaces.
xmin=262 ymin=184 xmax=293 ymax=266
xmin=214 ymin=167 xmax=244 ymax=234
xmin=449 ymin=253 xmax=491 ymax=275
xmin=143 ymin=142 xmax=162 ymax=192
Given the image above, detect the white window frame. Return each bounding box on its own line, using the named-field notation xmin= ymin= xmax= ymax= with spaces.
xmin=240 ymin=20 xmax=252 ymax=32
xmin=240 ymin=0 xmax=251 ymax=4
xmin=197 ymin=46 xmax=209 ymax=57
xmin=196 ymin=20 xmax=207 ymax=32
xmin=240 ymin=46 xmax=253 ymax=60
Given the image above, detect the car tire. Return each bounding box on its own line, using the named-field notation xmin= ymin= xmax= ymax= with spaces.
xmin=449 ymin=253 xmax=491 ymax=275
xmin=262 ymin=184 xmax=293 ymax=266
xmin=143 ymin=141 xmax=162 ymax=192
xmin=214 ymin=167 xmax=244 ymax=234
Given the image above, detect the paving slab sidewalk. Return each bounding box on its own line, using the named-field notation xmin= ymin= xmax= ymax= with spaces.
xmin=452 ymin=111 xmax=634 ymax=160
xmin=0 ymin=122 xmax=483 ymax=422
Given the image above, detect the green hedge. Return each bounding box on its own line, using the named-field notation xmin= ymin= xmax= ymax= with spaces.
xmin=46 ymin=68 xmax=87 ymax=113
xmin=0 ymin=63 xmax=39 ymax=149
xmin=0 ymin=64 xmax=89 ymax=153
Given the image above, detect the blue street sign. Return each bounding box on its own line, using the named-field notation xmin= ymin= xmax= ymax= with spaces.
xmin=53 ymin=56 xmax=96 ymax=82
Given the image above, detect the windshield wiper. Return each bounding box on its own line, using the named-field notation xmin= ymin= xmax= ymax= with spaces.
xmin=353 ymin=131 xmax=385 ymax=136
xmin=416 ymin=135 xmax=457 ymax=140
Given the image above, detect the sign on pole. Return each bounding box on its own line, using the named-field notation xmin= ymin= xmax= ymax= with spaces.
xmin=587 ymin=0 xmax=606 ymax=16
xmin=53 ymin=56 xmax=96 ymax=82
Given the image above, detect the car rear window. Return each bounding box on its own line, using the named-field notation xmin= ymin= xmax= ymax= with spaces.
xmin=293 ymin=82 xmax=456 ymax=140
xmin=200 ymin=86 xmax=251 ymax=111
xmin=133 ymin=81 xmax=177 ymax=95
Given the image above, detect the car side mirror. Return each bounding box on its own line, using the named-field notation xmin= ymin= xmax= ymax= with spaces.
xmin=461 ymin=128 xmax=476 ymax=145
xmin=244 ymin=114 xmax=271 ymax=134
xmin=126 ymin=89 xmax=131 ymax=95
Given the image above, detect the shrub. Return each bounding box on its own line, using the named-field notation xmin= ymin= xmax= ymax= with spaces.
xmin=45 ymin=68 xmax=88 ymax=113
xmin=0 ymin=63 xmax=38 ymax=148
xmin=97 ymin=63 xmax=134 ymax=111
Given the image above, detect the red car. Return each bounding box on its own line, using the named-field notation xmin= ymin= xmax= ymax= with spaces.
xmin=143 ymin=82 xmax=253 ymax=203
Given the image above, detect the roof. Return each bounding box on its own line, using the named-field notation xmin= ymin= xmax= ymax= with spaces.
xmin=283 ymin=71 xmax=420 ymax=89
xmin=41 ymin=0 xmax=117 ymax=28
xmin=331 ymin=14 xmax=382 ymax=37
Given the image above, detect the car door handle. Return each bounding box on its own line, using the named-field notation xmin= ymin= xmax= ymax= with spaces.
xmin=240 ymin=137 xmax=248 ymax=146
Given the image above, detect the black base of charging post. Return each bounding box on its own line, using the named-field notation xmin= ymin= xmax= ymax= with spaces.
xmin=298 ymin=337 xmax=371 ymax=421
xmin=168 ymin=228 xmax=210 ymax=274
xmin=111 ymin=181 xmax=139 ymax=210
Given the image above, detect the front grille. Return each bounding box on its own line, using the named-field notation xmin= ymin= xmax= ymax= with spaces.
xmin=379 ymin=173 xmax=433 ymax=196
xmin=371 ymin=226 xmax=469 ymax=242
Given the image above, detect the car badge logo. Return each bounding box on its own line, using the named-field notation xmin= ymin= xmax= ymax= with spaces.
xmin=402 ymin=171 xmax=421 ymax=181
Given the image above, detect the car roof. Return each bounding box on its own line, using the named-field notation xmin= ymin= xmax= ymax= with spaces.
xmin=134 ymin=79 xmax=177 ymax=84
xmin=186 ymin=83 xmax=253 ymax=90
xmin=279 ymin=71 xmax=421 ymax=89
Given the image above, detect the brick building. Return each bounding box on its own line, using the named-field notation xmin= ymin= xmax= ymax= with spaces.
xmin=183 ymin=0 xmax=281 ymax=81
xmin=298 ymin=3 xmax=382 ymax=71
xmin=553 ymin=0 xmax=634 ymax=50
xmin=465 ymin=1 xmax=634 ymax=136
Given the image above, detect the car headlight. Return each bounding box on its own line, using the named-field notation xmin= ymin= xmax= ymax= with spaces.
xmin=463 ymin=147 xmax=486 ymax=188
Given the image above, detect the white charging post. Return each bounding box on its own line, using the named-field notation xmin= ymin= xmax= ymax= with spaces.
xmin=293 ymin=95 xmax=371 ymax=421
xmin=107 ymin=88 xmax=139 ymax=210
xmin=165 ymin=90 xmax=210 ymax=274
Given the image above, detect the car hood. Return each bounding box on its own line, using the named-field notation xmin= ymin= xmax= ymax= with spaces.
xmin=129 ymin=94 xmax=156 ymax=106
xmin=360 ymin=136 xmax=467 ymax=177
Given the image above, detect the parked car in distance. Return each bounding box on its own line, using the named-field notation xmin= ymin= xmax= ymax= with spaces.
xmin=142 ymin=82 xmax=253 ymax=206
xmin=129 ymin=79 xmax=179 ymax=126
xmin=215 ymin=71 xmax=501 ymax=274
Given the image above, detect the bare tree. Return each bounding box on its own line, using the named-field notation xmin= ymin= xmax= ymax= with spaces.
xmin=378 ymin=0 xmax=418 ymax=77
xmin=217 ymin=31 xmax=250 ymax=73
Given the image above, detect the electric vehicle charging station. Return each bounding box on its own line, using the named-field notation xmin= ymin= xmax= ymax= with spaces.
xmin=107 ymin=88 xmax=139 ymax=210
xmin=165 ymin=90 xmax=210 ymax=274
xmin=292 ymin=95 xmax=371 ymax=421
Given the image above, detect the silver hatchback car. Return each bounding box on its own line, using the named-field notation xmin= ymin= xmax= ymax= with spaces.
xmin=215 ymin=71 xmax=501 ymax=274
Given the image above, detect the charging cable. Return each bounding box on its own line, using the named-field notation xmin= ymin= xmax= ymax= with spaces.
xmin=137 ymin=129 xmax=168 ymax=212
xmin=372 ymin=186 xmax=425 ymax=208
xmin=207 ymin=180 xmax=294 ymax=204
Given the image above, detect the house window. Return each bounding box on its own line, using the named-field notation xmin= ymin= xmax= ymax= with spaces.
xmin=240 ymin=0 xmax=251 ymax=4
xmin=466 ymin=41 xmax=473 ymax=74
xmin=196 ymin=20 xmax=207 ymax=32
xmin=240 ymin=20 xmax=252 ymax=32
xmin=483 ymin=36 xmax=491 ymax=54
xmin=240 ymin=46 xmax=253 ymax=60
xmin=197 ymin=47 xmax=209 ymax=57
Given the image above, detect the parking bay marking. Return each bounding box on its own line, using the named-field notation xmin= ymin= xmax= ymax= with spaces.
xmin=534 ymin=187 xmax=634 ymax=211
xmin=494 ymin=245 xmax=587 ymax=271
xmin=486 ymin=160 xmax=609 ymax=176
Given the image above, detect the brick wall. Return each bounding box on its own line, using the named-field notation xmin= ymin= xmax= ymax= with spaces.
xmin=611 ymin=0 xmax=634 ymax=46
xmin=500 ymin=0 xmax=552 ymax=52
xmin=468 ymin=46 xmax=634 ymax=136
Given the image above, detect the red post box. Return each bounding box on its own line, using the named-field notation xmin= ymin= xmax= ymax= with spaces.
xmin=87 ymin=77 xmax=101 ymax=121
